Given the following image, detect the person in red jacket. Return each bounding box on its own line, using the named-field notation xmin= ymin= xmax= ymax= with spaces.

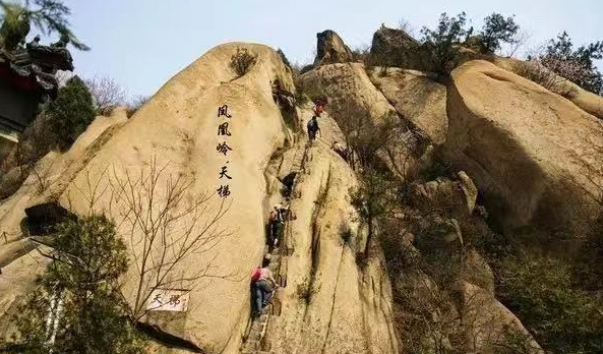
xmin=251 ymin=257 xmax=278 ymax=318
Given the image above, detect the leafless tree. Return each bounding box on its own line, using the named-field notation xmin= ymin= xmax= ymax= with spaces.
xmin=85 ymin=75 xmax=128 ymax=116
xmin=126 ymin=95 xmax=150 ymax=118
xmin=398 ymin=17 xmax=417 ymax=38
xmin=104 ymin=158 xmax=234 ymax=319
xmin=351 ymin=43 xmax=372 ymax=64
xmin=61 ymin=158 xmax=235 ymax=321
xmin=514 ymin=60 xmax=571 ymax=95
xmin=501 ymin=30 xmax=532 ymax=58
xmin=30 ymin=156 xmax=60 ymax=196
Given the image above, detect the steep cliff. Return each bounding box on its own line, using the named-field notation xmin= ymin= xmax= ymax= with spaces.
xmin=1 ymin=25 xmax=602 ymax=354
xmin=0 ymin=43 xmax=399 ymax=354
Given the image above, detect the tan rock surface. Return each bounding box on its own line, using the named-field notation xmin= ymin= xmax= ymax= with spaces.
xmin=314 ymin=30 xmax=355 ymax=66
xmin=0 ymin=43 xmax=401 ymax=354
xmin=264 ymin=110 xmax=399 ymax=354
xmin=300 ymin=63 xmax=433 ymax=179
xmin=493 ymin=57 xmax=603 ymax=120
xmin=446 ymin=60 xmax=603 ymax=233
xmin=459 ymin=282 xmax=542 ymax=354
xmin=52 ymin=43 xmax=295 ymax=353
xmin=369 ymin=67 xmax=448 ymax=145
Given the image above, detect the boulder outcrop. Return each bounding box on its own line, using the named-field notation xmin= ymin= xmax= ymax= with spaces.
xmin=459 ymin=282 xmax=543 ymax=354
xmin=370 ymin=25 xmax=427 ymax=70
xmin=409 ymin=171 xmax=478 ymax=218
xmin=369 ymin=67 xmax=448 ymax=145
xmin=445 ymin=60 xmax=603 ymax=234
xmin=314 ymin=30 xmax=355 ymax=67
xmin=300 ymin=62 xmax=433 ymax=179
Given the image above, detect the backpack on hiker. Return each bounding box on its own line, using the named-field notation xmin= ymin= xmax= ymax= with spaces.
xmin=307 ymin=117 xmax=318 ymax=133
xmin=251 ymin=267 xmax=262 ymax=282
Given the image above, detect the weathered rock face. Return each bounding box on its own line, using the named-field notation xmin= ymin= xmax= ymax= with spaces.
xmin=263 ymin=111 xmax=399 ymax=354
xmin=314 ymin=30 xmax=355 ymax=67
xmin=459 ymin=282 xmax=542 ymax=354
xmin=369 ymin=25 xmax=429 ymax=71
xmin=0 ymin=44 xmax=399 ymax=354
xmin=390 ymin=171 xmax=537 ymax=354
xmin=445 ymin=60 xmax=603 ymax=234
xmin=409 ymin=171 xmax=477 ymax=218
xmin=369 ymin=67 xmax=448 ymax=145
xmin=43 ymin=43 xmax=292 ymax=353
xmin=300 ymin=62 xmax=433 ymax=179
xmin=493 ymin=57 xmax=603 ymax=120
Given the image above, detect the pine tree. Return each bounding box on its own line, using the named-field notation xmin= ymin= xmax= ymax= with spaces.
xmin=47 ymin=76 xmax=96 ymax=150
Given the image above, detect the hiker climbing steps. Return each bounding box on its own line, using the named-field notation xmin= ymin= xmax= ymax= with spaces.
xmin=241 ymin=103 xmax=334 ymax=354
xmin=241 ymin=141 xmax=309 ymax=354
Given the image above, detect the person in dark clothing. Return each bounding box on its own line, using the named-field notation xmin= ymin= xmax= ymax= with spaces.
xmin=307 ymin=116 xmax=320 ymax=142
xmin=268 ymin=204 xmax=288 ymax=249
xmin=279 ymin=172 xmax=298 ymax=198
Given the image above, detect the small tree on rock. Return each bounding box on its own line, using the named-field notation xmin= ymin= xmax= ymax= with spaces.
xmin=230 ymin=47 xmax=258 ymax=77
xmin=420 ymin=12 xmax=468 ymax=75
xmin=475 ymin=13 xmax=519 ymax=54
xmin=47 ymin=76 xmax=96 ymax=150
xmin=2 ymin=215 xmax=145 ymax=354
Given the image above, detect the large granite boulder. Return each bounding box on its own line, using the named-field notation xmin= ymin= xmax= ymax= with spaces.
xmin=369 ymin=67 xmax=448 ymax=145
xmin=445 ymin=60 xmax=603 ymax=234
xmin=300 ymin=63 xmax=433 ymax=179
xmin=409 ymin=171 xmax=478 ymax=218
xmin=313 ymin=30 xmax=355 ymax=66
xmin=369 ymin=25 xmax=431 ymax=71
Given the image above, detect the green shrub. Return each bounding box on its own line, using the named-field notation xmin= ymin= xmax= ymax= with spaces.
xmin=420 ymin=12 xmax=519 ymax=74
xmin=497 ymin=252 xmax=603 ymax=353
xmin=420 ymin=12 xmax=468 ymax=75
xmin=230 ymin=47 xmax=258 ymax=77
xmin=47 ymin=76 xmax=96 ymax=150
xmin=2 ymin=215 xmax=145 ymax=354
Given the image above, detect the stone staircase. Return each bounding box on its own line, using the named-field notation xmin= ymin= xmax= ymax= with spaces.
xmin=240 ymin=106 xmax=339 ymax=354
xmin=240 ymin=245 xmax=286 ymax=354
xmin=240 ymin=136 xmax=309 ymax=354
xmin=289 ymin=143 xmax=307 ymax=175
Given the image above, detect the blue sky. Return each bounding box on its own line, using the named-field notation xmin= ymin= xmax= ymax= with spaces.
xmin=52 ymin=0 xmax=603 ymax=98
